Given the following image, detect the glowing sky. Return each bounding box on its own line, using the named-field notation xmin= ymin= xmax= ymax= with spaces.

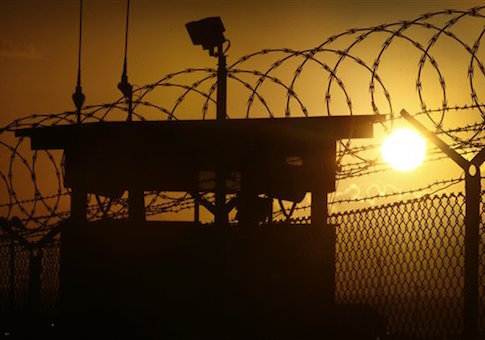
xmin=1 ymin=0 xmax=483 ymax=214
xmin=0 ymin=0 xmax=480 ymax=125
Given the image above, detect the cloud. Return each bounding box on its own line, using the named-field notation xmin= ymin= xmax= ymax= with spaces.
xmin=0 ymin=38 xmax=42 ymax=59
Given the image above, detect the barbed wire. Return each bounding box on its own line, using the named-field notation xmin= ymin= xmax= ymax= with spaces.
xmin=329 ymin=176 xmax=463 ymax=206
xmin=1 ymin=6 xmax=485 ymax=227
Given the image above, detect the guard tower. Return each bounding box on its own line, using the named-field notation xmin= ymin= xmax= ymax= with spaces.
xmin=16 ymin=114 xmax=383 ymax=337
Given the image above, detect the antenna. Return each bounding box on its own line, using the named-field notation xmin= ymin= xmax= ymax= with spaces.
xmin=72 ymin=0 xmax=85 ymax=124
xmin=118 ymin=0 xmax=133 ymax=122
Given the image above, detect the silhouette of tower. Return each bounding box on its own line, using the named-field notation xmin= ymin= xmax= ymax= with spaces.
xmin=16 ymin=114 xmax=383 ymax=337
xmin=13 ymin=10 xmax=385 ymax=338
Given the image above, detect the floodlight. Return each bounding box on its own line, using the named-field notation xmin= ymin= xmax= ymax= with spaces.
xmin=186 ymin=17 xmax=226 ymax=53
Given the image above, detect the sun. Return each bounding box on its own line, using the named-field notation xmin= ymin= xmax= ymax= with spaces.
xmin=381 ymin=128 xmax=426 ymax=171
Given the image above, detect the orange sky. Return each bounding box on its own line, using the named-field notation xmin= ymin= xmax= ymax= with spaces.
xmin=1 ymin=0 xmax=483 ymax=216
xmin=0 ymin=0 xmax=480 ymax=125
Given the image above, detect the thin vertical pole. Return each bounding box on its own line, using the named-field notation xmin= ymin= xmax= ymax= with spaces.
xmin=215 ymin=44 xmax=227 ymax=225
xmin=216 ymin=44 xmax=227 ymax=121
xmin=72 ymin=0 xmax=85 ymax=124
xmin=27 ymin=249 xmax=42 ymax=315
xmin=464 ymin=166 xmax=480 ymax=339
xmin=194 ymin=193 xmax=200 ymax=223
xmin=311 ymin=192 xmax=327 ymax=225
xmin=61 ymin=150 xmax=87 ymax=317
xmin=70 ymin=176 xmax=87 ymax=223
xmin=9 ymin=239 xmax=15 ymax=313
xmin=312 ymin=191 xmax=334 ymax=305
xmin=128 ymin=187 xmax=145 ymax=222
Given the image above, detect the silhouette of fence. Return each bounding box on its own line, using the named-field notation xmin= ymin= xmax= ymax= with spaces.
xmin=1 ymin=6 xmax=485 ymax=337
xmin=331 ymin=192 xmax=481 ymax=338
xmin=1 ymin=191 xmax=484 ymax=338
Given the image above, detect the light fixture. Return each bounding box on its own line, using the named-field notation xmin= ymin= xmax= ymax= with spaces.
xmin=186 ymin=17 xmax=226 ymax=56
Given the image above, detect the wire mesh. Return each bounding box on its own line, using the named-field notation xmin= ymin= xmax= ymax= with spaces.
xmin=40 ymin=239 xmax=60 ymax=317
xmin=479 ymin=202 xmax=485 ymax=336
xmin=330 ymin=192 xmax=466 ymax=338
xmin=0 ymin=240 xmax=13 ymax=314
xmin=1 ymin=191 xmax=483 ymax=338
xmin=0 ymin=241 xmax=30 ymax=315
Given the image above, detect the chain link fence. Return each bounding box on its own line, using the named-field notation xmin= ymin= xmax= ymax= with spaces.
xmin=330 ymin=192 xmax=471 ymax=338
xmin=1 ymin=191 xmax=484 ymax=338
xmin=39 ymin=240 xmax=60 ymax=317
xmin=0 ymin=240 xmax=30 ymax=315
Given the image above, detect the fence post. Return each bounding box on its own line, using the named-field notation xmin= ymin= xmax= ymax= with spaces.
xmin=464 ymin=168 xmax=480 ymax=339
xmin=9 ymin=240 xmax=15 ymax=314
xmin=27 ymin=248 xmax=43 ymax=315
xmin=401 ymin=109 xmax=481 ymax=339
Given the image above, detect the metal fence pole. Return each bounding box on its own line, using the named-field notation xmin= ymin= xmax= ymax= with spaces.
xmin=9 ymin=239 xmax=15 ymax=314
xmin=215 ymin=44 xmax=228 ymax=225
xmin=401 ymin=109 xmax=481 ymax=339
xmin=27 ymin=249 xmax=43 ymax=315
xmin=464 ymin=168 xmax=481 ymax=339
